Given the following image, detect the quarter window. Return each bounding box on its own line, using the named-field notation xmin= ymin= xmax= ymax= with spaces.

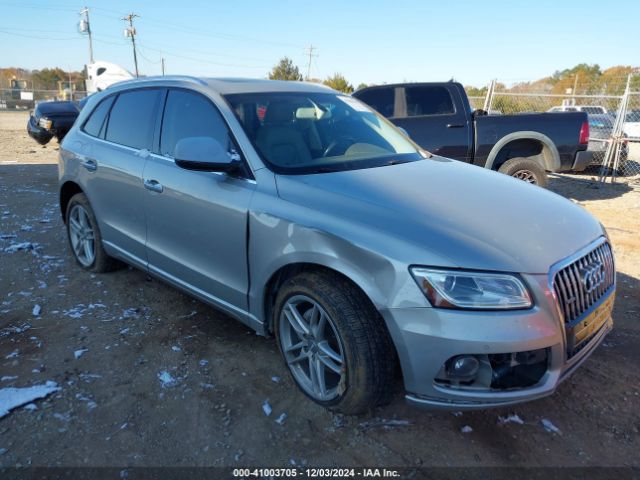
xmin=160 ymin=89 xmax=231 ymax=157
xmin=405 ymin=86 xmax=455 ymax=116
xmin=105 ymin=89 xmax=161 ymax=150
xmin=82 ymin=95 xmax=115 ymax=139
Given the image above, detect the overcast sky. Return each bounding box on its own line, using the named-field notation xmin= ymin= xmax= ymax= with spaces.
xmin=1 ymin=0 xmax=638 ymax=87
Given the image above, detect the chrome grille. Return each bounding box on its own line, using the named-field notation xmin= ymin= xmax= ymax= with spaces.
xmin=553 ymin=242 xmax=615 ymax=324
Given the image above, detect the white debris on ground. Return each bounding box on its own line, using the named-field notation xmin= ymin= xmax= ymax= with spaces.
xmin=262 ymin=400 xmax=272 ymax=416
xmin=75 ymin=393 xmax=97 ymax=411
xmin=271 ymin=376 xmax=281 ymax=383
xmin=1 ymin=376 xmax=18 ymax=382
xmin=5 ymin=350 xmax=19 ymax=360
xmin=3 ymin=242 xmax=39 ymax=253
xmin=171 ymin=346 xmax=181 ymax=352
xmin=451 ymin=411 xmax=463 ymax=417
xmin=541 ymin=418 xmax=562 ymax=434
xmin=0 ymin=381 xmax=59 ymax=418
xmin=157 ymin=370 xmax=178 ymax=388
xmin=460 ymin=425 xmax=474 ymax=433
xmin=275 ymin=412 xmax=287 ymax=425
xmin=199 ymin=359 xmax=208 ymax=366
xmin=360 ymin=418 xmax=411 ymax=430
xmin=74 ymin=349 xmax=88 ymax=360
xmin=63 ymin=303 xmax=107 ymax=319
xmin=32 ymin=304 xmax=41 ymax=316
xmin=498 ymin=414 xmax=525 ymax=425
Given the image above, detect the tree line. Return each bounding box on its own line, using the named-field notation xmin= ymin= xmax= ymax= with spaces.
xmin=0 ymin=67 xmax=85 ymax=90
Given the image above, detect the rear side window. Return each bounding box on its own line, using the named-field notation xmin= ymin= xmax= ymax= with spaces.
xmin=355 ymin=88 xmax=394 ymax=118
xmin=83 ymin=96 xmax=115 ymax=138
xmin=405 ymin=86 xmax=455 ymax=116
xmin=105 ymin=89 xmax=161 ymax=150
xmin=160 ymin=89 xmax=231 ymax=157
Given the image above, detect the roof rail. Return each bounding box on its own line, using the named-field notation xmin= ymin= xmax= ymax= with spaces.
xmin=107 ymin=75 xmax=207 ymax=89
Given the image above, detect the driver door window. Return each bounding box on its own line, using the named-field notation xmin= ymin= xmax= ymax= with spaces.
xmin=160 ymin=90 xmax=231 ymax=157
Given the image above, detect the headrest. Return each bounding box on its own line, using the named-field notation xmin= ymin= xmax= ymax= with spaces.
xmin=264 ymin=102 xmax=296 ymax=124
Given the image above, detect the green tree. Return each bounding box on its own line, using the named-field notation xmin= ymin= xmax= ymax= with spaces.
xmin=268 ymin=57 xmax=303 ymax=81
xmin=32 ymin=68 xmax=68 ymax=89
xmin=355 ymin=82 xmax=368 ymax=91
xmin=323 ymin=73 xmax=354 ymax=94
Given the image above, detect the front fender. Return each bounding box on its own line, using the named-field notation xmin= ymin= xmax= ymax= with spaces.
xmin=247 ymin=210 xmax=429 ymax=324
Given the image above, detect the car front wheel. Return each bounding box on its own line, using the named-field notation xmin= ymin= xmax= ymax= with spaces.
xmin=274 ymin=271 xmax=396 ymax=414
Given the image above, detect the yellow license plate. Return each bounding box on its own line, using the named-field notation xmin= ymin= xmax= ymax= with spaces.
xmin=573 ymin=292 xmax=615 ymax=348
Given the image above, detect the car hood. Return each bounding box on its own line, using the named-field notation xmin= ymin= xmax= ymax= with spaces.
xmin=275 ymin=157 xmax=603 ymax=274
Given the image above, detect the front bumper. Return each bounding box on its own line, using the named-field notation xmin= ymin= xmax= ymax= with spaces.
xmin=379 ymin=273 xmax=614 ymax=410
xmin=27 ymin=116 xmax=54 ymax=145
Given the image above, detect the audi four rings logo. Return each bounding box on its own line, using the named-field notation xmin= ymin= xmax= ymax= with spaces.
xmin=580 ymin=260 xmax=606 ymax=293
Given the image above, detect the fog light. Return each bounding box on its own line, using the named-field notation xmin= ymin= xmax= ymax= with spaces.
xmin=447 ymin=355 xmax=480 ymax=380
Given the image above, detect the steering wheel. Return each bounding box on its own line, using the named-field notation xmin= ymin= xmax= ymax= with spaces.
xmin=323 ymin=136 xmax=356 ymax=157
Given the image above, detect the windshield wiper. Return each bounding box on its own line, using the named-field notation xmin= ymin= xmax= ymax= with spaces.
xmin=309 ymin=167 xmax=340 ymax=174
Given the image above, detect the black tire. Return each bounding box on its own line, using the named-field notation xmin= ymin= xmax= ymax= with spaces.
xmin=274 ymin=270 xmax=396 ymax=415
xmin=498 ymin=157 xmax=548 ymax=187
xmin=66 ymin=192 xmax=120 ymax=273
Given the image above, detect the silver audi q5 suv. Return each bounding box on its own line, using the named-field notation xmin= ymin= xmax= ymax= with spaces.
xmin=59 ymin=77 xmax=615 ymax=413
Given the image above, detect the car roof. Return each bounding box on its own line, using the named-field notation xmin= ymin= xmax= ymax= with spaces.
xmin=107 ymin=75 xmax=335 ymax=95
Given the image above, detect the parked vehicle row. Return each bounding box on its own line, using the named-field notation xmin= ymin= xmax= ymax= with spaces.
xmin=59 ymin=76 xmax=615 ymax=413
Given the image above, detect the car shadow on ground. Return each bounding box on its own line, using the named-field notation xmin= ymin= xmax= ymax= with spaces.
xmin=548 ymin=172 xmax=634 ymax=202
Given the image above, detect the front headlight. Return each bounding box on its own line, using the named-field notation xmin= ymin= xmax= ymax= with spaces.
xmin=410 ymin=267 xmax=532 ymax=310
xmin=38 ymin=117 xmax=53 ymax=130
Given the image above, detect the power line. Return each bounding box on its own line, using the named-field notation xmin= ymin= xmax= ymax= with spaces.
xmin=0 ymin=29 xmax=80 ymax=41
xmin=135 ymin=41 xmax=270 ymax=70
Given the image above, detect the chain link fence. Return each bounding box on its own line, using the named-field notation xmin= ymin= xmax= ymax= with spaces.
xmin=483 ymin=81 xmax=640 ymax=183
xmin=0 ymin=88 xmax=88 ymax=110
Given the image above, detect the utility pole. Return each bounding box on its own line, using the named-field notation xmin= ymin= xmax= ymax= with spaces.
xmin=79 ymin=7 xmax=94 ymax=64
xmin=573 ymin=73 xmax=579 ymax=98
xmin=304 ymin=44 xmax=317 ymax=81
xmin=123 ymin=13 xmax=140 ymax=77
xmin=161 ymin=57 xmax=165 ymax=75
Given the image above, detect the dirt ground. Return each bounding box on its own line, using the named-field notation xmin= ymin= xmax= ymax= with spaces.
xmin=1 ymin=111 xmax=639 ymax=472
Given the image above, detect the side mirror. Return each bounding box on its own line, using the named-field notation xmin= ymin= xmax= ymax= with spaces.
xmin=174 ymin=136 xmax=239 ymax=172
xmin=472 ymin=109 xmax=488 ymax=117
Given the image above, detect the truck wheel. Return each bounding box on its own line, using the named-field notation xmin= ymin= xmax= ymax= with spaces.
xmin=66 ymin=193 xmax=121 ymax=273
xmin=498 ymin=157 xmax=548 ymax=187
xmin=274 ymin=270 xmax=396 ymax=415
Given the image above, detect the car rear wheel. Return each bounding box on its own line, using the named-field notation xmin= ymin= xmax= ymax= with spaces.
xmin=66 ymin=193 xmax=120 ymax=273
xmin=498 ymin=157 xmax=548 ymax=187
xmin=274 ymin=271 xmax=396 ymax=415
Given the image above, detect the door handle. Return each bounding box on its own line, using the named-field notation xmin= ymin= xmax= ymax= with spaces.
xmin=143 ymin=179 xmax=163 ymax=193
xmin=446 ymin=123 xmax=464 ymax=128
xmin=81 ymin=158 xmax=97 ymax=172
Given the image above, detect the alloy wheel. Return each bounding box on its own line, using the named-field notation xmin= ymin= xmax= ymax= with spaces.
xmin=279 ymin=295 xmax=346 ymax=402
xmin=68 ymin=204 xmax=96 ymax=267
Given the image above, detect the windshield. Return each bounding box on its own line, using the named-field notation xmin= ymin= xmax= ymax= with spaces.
xmin=224 ymin=92 xmax=424 ymax=174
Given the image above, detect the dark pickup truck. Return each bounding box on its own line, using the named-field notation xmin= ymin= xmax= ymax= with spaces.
xmin=353 ymin=82 xmax=592 ymax=186
xmin=27 ymin=99 xmax=87 ymax=145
